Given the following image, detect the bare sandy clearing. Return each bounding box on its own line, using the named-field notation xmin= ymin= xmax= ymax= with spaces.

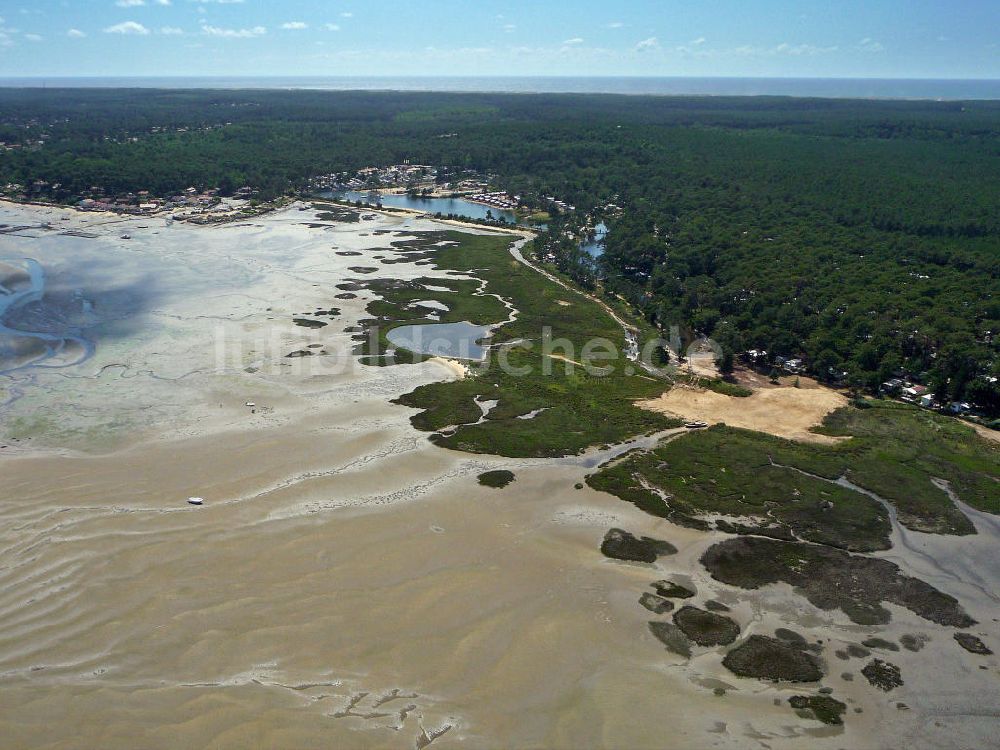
xmin=640 ymin=381 xmax=848 ymax=444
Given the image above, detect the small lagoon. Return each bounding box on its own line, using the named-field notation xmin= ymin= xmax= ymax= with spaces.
xmin=387 ymin=320 xmax=491 ymax=361
xmin=326 ymin=191 xmax=518 ymax=224
xmin=580 ymin=222 xmax=608 ymax=259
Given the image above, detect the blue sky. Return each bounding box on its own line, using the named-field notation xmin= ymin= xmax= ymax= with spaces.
xmin=0 ymin=0 xmax=997 ymax=78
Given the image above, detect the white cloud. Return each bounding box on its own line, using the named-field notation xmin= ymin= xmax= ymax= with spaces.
xmin=691 ymin=36 xmax=706 ymax=45
xmin=160 ymin=26 xmax=183 ymax=35
xmin=562 ymin=37 xmax=583 ymax=45
xmin=635 ymin=36 xmax=658 ymax=51
xmin=104 ymin=21 xmax=150 ymax=35
xmin=67 ymin=28 xmax=86 ymax=38
xmin=116 ymin=0 xmax=147 ymax=6
xmin=728 ymin=42 xmax=839 ymax=57
xmin=191 ymin=0 xmax=245 ymax=3
xmin=281 ymin=21 xmax=308 ymax=30
xmin=324 ymin=23 xmax=340 ymax=31
xmin=340 ymin=12 xmax=353 ymax=18
xmin=503 ymin=23 xmax=516 ymax=33
xmin=607 ymin=21 xmax=623 ymax=29
xmin=858 ymin=37 xmax=884 ymax=52
xmin=201 ymin=24 xmax=266 ymax=38
xmin=783 ymin=42 xmax=838 ymax=55
xmin=24 ymin=33 xmax=42 ymax=41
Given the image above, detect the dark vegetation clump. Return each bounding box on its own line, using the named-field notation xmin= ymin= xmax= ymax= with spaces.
xmin=722 ymin=635 xmax=823 ymax=683
xmin=954 ymin=633 xmax=993 ymax=655
xmin=652 ymin=580 xmax=696 ymax=599
xmin=313 ymin=205 xmax=361 ymax=223
xmin=846 ymin=643 xmax=871 ymax=658
xmin=788 ymin=695 xmax=847 ymax=725
xmin=862 ymin=637 xmax=900 ymax=652
xmin=774 ymin=628 xmax=808 ymax=647
xmin=701 ymin=537 xmax=975 ymax=627
xmin=648 ymin=621 xmax=691 ymax=658
xmin=861 ymin=659 xmax=903 ymax=691
xmin=600 ymin=529 xmax=676 ymax=563
xmin=639 ymin=593 xmax=674 ymax=614
xmin=673 ymin=606 xmax=740 ymax=646
xmin=477 ymin=470 xmax=515 ymax=489
xmin=900 ymin=634 xmax=928 ymax=652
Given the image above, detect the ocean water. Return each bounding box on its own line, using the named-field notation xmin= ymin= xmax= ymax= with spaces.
xmin=1 ymin=76 xmax=999 ymax=100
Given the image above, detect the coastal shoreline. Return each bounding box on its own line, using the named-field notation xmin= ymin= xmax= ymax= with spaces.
xmin=1 ymin=200 xmax=997 ymax=750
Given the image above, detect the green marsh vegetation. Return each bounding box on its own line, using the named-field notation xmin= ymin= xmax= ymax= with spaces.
xmin=358 ymin=231 xmax=681 ymax=457
xmin=587 ymin=400 xmax=999 ymax=544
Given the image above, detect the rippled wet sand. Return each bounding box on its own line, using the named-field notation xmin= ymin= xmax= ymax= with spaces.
xmin=2 ymin=421 xmax=887 ymax=750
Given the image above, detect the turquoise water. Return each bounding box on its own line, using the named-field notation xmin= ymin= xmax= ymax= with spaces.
xmin=328 ymin=191 xmax=517 ymax=224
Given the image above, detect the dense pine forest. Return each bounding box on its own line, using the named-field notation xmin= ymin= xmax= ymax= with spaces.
xmin=1 ymin=88 xmax=997 ymax=414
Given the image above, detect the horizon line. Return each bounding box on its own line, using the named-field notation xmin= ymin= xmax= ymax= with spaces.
xmin=3 ymin=74 xmax=999 ymax=81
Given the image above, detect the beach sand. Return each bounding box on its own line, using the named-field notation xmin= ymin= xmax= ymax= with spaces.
xmin=1 ymin=202 xmax=996 ymax=749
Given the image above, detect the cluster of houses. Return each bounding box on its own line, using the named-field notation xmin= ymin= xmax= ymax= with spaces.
xmin=468 ymin=191 xmax=519 ymax=211
xmin=341 ymin=164 xmax=440 ymax=193
xmin=880 ymin=379 xmax=975 ymax=415
xmin=74 ymin=186 xmax=259 ymax=218
xmin=0 ymin=140 xmax=44 ymax=152
xmin=774 ymin=355 xmax=807 ymax=375
xmin=2 ymin=179 xmax=75 ymax=201
xmin=745 ymin=350 xmax=809 ymax=374
xmin=310 ymin=166 xmax=585 ymax=224
xmin=313 ymin=165 xmax=497 ymax=196
xmin=743 ymin=351 xmax=990 ymax=417
xmin=313 ymin=165 xmax=510 ymax=200
xmin=542 ymin=195 xmax=576 ymax=213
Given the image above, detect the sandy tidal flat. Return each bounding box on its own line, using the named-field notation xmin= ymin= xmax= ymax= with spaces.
xmin=0 ymin=203 xmax=997 ymax=750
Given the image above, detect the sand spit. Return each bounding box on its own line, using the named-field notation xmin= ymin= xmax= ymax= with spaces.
xmin=427 ymin=357 xmax=468 ymax=380
xmin=1 ymin=202 xmax=996 ymax=750
xmin=640 ymin=380 xmax=848 ymax=444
